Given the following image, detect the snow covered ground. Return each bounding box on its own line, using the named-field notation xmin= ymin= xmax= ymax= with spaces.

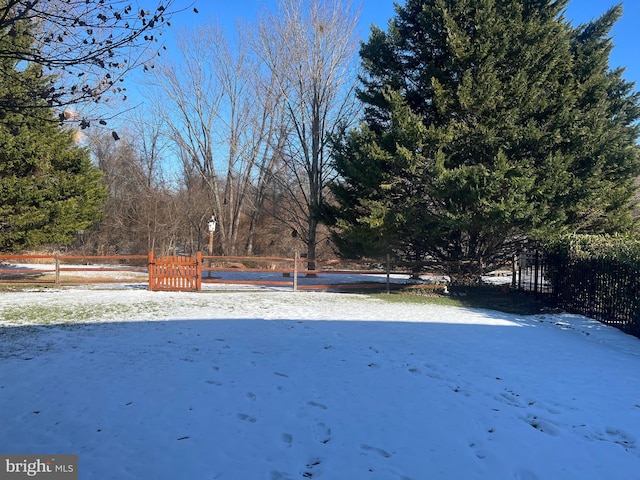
xmin=1 ymin=288 xmax=639 ymax=479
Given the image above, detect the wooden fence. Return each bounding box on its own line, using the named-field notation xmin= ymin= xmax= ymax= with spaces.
xmin=0 ymin=253 xmax=147 ymax=287
xmin=0 ymin=252 xmax=408 ymax=292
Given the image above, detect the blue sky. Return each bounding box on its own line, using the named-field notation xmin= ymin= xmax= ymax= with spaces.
xmin=164 ymin=0 xmax=639 ymax=88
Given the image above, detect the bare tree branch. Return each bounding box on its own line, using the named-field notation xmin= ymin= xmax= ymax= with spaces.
xmin=0 ymin=0 xmax=196 ymax=121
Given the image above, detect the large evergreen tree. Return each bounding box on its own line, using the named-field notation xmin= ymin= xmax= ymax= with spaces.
xmin=329 ymin=0 xmax=640 ymax=276
xmin=0 ymin=22 xmax=106 ymax=253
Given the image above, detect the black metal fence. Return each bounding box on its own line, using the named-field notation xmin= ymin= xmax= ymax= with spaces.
xmin=515 ymin=250 xmax=640 ymax=338
xmin=516 ymin=250 xmax=553 ymax=294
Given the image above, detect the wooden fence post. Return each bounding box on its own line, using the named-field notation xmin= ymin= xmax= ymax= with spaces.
xmin=148 ymin=251 xmax=154 ymax=291
xmin=196 ymin=251 xmax=202 ymax=291
xmin=54 ymin=252 xmax=60 ymax=288
xmin=293 ymin=250 xmax=298 ymax=292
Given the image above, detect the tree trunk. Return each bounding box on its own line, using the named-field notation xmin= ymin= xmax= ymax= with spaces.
xmin=307 ymin=215 xmax=318 ymax=273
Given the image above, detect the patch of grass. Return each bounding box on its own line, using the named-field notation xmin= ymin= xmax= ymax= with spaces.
xmin=2 ymin=304 xmax=113 ymax=324
xmin=0 ymin=301 xmax=169 ymax=325
xmin=371 ymin=285 xmax=553 ymax=315
xmin=370 ymin=292 xmax=465 ymax=308
xmin=0 ymin=283 xmax=52 ymax=292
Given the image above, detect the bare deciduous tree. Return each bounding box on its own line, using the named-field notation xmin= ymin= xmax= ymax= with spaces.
xmin=148 ymin=23 xmax=288 ymax=256
xmin=85 ymin=123 xmax=176 ymax=255
xmin=253 ymin=0 xmax=360 ymax=269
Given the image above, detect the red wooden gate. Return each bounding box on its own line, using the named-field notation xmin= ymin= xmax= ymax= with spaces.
xmin=148 ymin=252 xmax=202 ymax=292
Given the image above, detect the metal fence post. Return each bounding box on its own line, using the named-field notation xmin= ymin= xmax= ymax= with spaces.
xmin=533 ymin=250 xmax=539 ymax=294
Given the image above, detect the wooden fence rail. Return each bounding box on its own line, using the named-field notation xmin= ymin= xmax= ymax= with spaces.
xmin=0 ymin=253 xmax=147 ymax=288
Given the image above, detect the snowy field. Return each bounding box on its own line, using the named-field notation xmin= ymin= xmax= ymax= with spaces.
xmin=1 ymin=288 xmax=640 ymax=479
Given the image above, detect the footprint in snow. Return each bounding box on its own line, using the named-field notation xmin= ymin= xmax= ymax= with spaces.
xmin=469 ymin=442 xmax=488 ymax=460
xmin=604 ymin=427 xmax=636 ymax=450
xmin=306 ymin=460 xmax=321 ymax=469
xmin=526 ymin=414 xmax=560 ymax=436
xmin=360 ymin=444 xmax=392 ymax=458
xmin=496 ymin=390 xmax=526 ymax=408
xmin=270 ymin=471 xmax=293 ymax=480
xmin=313 ymin=422 xmax=331 ymax=444
xmin=422 ymin=363 xmax=447 ymax=380
xmin=302 ymin=459 xmax=322 ymax=478
xmin=281 ymin=433 xmax=293 ymax=447
xmin=237 ymin=413 xmax=257 ymax=423
xmin=513 ymin=469 xmax=539 ymax=480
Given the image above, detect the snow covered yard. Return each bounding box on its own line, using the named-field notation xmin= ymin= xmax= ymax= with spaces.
xmin=1 ymin=289 xmax=639 ymax=479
